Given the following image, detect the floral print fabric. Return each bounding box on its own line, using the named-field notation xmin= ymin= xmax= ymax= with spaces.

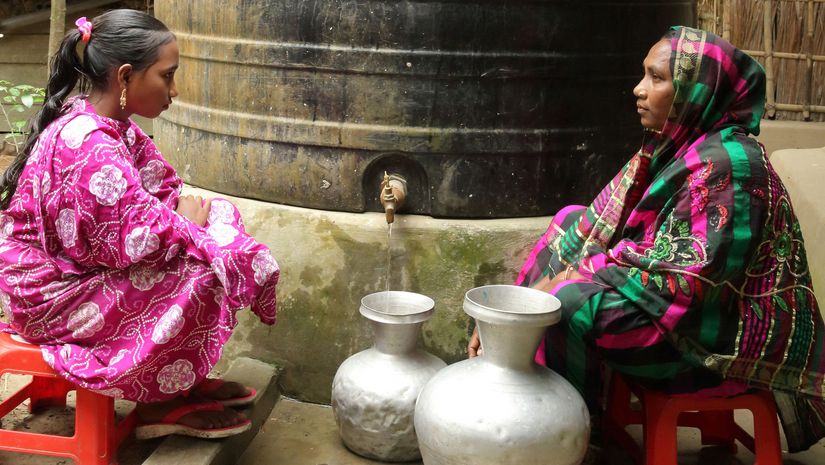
xmin=0 ymin=98 xmax=279 ymax=402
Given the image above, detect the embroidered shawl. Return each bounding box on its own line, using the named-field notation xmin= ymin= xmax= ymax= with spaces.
xmin=545 ymin=27 xmax=825 ymax=451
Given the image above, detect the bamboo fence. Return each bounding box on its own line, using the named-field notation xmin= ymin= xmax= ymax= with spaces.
xmin=699 ymin=0 xmax=825 ymax=121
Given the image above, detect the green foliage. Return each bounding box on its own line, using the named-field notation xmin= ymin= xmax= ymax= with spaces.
xmin=0 ymin=80 xmax=45 ymax=154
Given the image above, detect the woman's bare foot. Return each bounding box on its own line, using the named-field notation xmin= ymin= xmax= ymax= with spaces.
xmin=136 ymin=396 xmax=247 ymax=430
xmin=193 ymin=378 xmax=253 ymax=403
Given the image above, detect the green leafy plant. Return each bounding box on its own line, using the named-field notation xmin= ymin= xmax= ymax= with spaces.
xmin=0 ymin=80 xmax=45 ymax=154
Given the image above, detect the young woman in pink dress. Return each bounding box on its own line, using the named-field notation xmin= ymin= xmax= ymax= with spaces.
xmin=0 ymin=9 xmax=279 ymax=439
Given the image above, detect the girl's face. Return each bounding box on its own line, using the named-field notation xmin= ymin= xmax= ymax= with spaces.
xmin=633 ymin=39 xmax=675 ymax=131
xmin=126 ymin=40 xmax=179 ymax=119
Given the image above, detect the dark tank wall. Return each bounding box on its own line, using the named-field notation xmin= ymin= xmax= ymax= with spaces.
xmin=154 ymin=1 xmax=695 ymax=218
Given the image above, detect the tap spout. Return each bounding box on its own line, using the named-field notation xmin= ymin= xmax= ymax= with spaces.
xmin=380 ymin=173 xmax=407 ymax=224
xmin=384 ymin=202 xmax=396 ymax=224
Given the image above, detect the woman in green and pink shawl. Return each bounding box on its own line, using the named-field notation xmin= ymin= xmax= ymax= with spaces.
xmin=471 ymin=26 xmax=825 ymax=452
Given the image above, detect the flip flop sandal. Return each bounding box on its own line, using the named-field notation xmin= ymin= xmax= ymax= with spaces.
xmin=135 ymin=402 xmax=252 ymax=440
xmin=195 ymin=378 xmax=258 ymax=407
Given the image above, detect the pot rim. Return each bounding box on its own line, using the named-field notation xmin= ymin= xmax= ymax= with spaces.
xmin=360 ymin=290 xmax=435 ymax=324
xmin=463 ymin=284 xmax=561 ymax=326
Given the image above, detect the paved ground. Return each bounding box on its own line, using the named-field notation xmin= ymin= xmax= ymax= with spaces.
xmin=2 ymin=372 xmax=825 ymax=464
xmin=239 ymin=397 xmax=825 ymax=465
xmin=238 ymin=398 xmax=411 ymax=465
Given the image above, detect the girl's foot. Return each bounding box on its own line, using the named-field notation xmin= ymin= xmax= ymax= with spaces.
xmin=136 ymin=397 xmax=248 ymax=431
xmin=193 ymin=378 xmax=257 ymax=406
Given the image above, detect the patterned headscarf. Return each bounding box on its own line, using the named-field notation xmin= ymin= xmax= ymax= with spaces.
xmin=668 ymin=27 xmax=765 ymax=141
xmin=554 ymin=26 xmax=769 ymax=264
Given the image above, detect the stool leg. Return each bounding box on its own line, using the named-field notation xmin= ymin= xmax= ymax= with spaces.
xmin=643 ymin=394 xmax=679 ymax=465
xmin=75 ymin=388 xmax=117 ymax=465
xmin=697 ymin=410 xmax=737 ymax=453
xmin=750 ymin=393 xmax=782 ymax=465
xmin=28 ymin=376 xmax=72 ymax=412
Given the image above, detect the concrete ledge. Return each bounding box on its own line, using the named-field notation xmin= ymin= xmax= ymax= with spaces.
xmin=142 ymin=357 xmax=282 ymax=465
xmin=761 ymin=120 xmax=825 ymax=156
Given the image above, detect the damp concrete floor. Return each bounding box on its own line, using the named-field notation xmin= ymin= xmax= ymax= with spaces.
xmin=2 ymin=374 xmax=825 ymax=465
xmin=237 ymin=397 xmax=825 ymax=465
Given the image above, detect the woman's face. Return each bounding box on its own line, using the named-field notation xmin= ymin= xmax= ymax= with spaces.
xmin=126 ymin=40 xmax=179 ymax=119
xmin=633 ymin=39 xmax=675 ymax=131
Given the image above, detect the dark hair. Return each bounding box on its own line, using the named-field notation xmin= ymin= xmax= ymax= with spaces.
xmin=0 ymin=9 xmax=174 ymax=210
xmin=662 ymin=28 xmax=679 ymax=41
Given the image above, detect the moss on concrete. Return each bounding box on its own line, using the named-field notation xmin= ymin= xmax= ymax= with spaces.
xmin=192 ymin=186 xmax=547 ymax=404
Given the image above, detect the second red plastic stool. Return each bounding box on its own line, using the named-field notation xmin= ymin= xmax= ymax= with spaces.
xmin=603 ymin=372 xmax=783 ymax=465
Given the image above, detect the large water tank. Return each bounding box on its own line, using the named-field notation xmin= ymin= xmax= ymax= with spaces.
xmin=154 ymin=0 xmax=694 ymax=218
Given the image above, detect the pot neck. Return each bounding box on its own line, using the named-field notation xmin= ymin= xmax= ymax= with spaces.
xmin=477 ymin=320 xmax=545 ymax=370
xmin=371 ymin=320 xmax=422 ymax=355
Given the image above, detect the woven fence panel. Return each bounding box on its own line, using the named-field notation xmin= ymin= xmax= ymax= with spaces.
xmin=699 ymin=0 xmax=825 ymax=121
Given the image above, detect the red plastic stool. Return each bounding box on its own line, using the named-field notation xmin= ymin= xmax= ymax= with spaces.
xmin=604 ymin=372 xmax=783 ymax=465
xmin=0 ymin=332 xmax=137 ymax=465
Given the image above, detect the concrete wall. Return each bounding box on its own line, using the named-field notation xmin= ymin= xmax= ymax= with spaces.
xmin=760 ymin=120 xmax=825 ymax=155
xmin=0 ymin=28 xmax=49 ymax=137
xmin=182 ymin=185 xmax=548 ymax=403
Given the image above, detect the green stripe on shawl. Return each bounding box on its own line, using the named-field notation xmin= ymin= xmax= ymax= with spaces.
xmin=696 ymin=131 xmax=753 ymax=348
xmin=567 ymin=296 xmax=598 ymax=394
xmin=691 ymin=83 xmax=724 ymax=127
xmin=784 ymin=304 xmax=815 ymax=381
xmin=721 ymin=131 xmax=754 ymax=275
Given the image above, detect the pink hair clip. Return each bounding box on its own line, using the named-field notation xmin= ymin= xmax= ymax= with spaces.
xmin=75 ymin=17 xmax=93 ymax=43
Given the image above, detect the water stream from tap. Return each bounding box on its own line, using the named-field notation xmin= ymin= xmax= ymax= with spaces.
xmin=386 ymin=222 xmax=393 ymax=312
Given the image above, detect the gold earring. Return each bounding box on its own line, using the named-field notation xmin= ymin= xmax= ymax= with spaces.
xmin=119 ymin=88 xmax=127 ymax=110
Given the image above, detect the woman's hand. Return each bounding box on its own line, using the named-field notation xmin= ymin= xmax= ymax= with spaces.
xmin=467 ymin=267 xmax=587 ymax=358
xmin=467 ymin=326 xmax=482 ymax=358
xmin=176 ymin=195 xmax=212 ymax=227
xmin=531 ymin=267 xmax=587 ymax=292
xmin=530 ymin=274 xmax=557 ymax=293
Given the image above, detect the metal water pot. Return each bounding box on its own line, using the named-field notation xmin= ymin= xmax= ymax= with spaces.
xmin=331 ymin=291 xmax=446 ymax=461
xmin=415 ymin=285 xmax=590 ymax=465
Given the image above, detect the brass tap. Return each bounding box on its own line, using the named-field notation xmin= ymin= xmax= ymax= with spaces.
xmin=380 ymin=172 xmax=407 ymax=224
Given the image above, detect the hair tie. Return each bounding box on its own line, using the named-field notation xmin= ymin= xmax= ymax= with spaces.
xmin=75 ymin=17 xmax=93 ymax=43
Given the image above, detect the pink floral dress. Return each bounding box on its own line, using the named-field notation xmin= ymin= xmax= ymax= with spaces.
xmin=0 ymin=98 xmax=279 ymax=402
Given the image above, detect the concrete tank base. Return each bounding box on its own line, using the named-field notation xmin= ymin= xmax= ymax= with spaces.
xmin=185 ymin=186 xmax=550 ymax=404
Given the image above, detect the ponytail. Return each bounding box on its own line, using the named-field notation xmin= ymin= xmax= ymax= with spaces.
xmin=0 ymin=29 xmax=85 ymax=210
